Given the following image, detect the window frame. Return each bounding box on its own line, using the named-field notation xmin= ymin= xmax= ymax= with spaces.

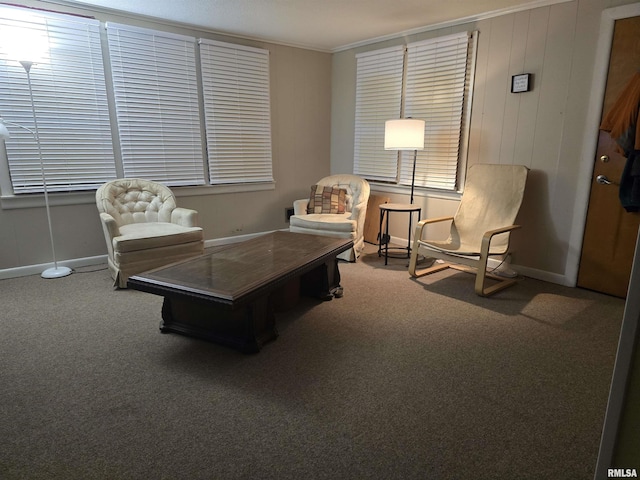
xmin=199 ymin=38 xmax=274 ymax=186
xmin=106 ymin=22 xmax=206 ymax=187
xmin=0 ymin=5 xmax=116 ymax=195
xmin=353 ymin=45 xmax=405 ymax=183
xmin=0 ymin=6 xmax=276 ymax=209
xmin=353 ymin=31 xmax=478 ymax=196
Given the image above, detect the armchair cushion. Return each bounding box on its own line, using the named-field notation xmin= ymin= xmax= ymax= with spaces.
xmin=115 ymin=223 xmax=204 ymax=253
xmin=307 ymin=185 xmax=347 ymax=214
xmin=290 ymin=214 xmax=356 ymax=233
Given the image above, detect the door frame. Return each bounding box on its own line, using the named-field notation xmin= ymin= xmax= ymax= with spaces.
xmin=582 ymin=4 xmax=640 ymax=476
xmin=568 ymin=2 xmax=640 ymax=287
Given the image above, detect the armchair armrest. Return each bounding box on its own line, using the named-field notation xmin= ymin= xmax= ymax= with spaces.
xmin=171 ymin=207 xmax=200 ymax=227
xmin=98 ymin=212 xmax=119 ymax=258
xmin=414 ymin=216 xmax=454 ymax=242
xmin=293 ymin=199 xmax=309 ymax=216
xmin=349 ymin=203 xmax=365 ymax=221
xmin=99 ymin=212 xmax=120 ymax=239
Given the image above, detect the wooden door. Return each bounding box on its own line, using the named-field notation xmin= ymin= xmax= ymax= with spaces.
xmin=577 ymin=16 xmax=640 ymax=298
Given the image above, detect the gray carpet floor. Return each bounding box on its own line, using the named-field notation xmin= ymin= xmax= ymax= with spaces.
xmin=0 ymin=244 xmax=625 ymax=479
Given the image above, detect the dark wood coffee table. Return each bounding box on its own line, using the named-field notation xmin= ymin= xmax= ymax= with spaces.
xmin=127 ymin=231 xmax=353 ymax=353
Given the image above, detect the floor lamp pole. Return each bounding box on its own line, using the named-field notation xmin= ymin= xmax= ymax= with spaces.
xmin=21 ymin=60 xmax=72 ymax=279
xmin=410 ymin=149 xmax=417 ymax=204
xmin=408 ymin=148 xmax=418 ymax=249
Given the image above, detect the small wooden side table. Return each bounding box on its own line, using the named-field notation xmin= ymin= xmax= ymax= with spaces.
xmin=378 ymin=203 xmax=422 ymax=265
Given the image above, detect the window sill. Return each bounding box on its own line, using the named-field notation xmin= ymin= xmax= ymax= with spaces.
xmin=369 ymin=182 xmax=462 ymax=201
xmin=175 ymin=181 xmax=276 ymax=197
xmin=0 ymin=181 xmax=276 ymax=210
xmin=0 ymin=191 xmax=95 ymax=209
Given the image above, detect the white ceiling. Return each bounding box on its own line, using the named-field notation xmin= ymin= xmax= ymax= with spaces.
xmin=58 ymin=0 xmax=564 ymax=52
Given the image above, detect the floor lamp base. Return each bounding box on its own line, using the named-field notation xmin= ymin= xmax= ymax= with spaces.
xmin=42 ymin=266 xmax=72 ymax=279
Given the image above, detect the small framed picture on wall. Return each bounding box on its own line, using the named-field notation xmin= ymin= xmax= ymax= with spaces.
xmin=511 ymin=73 xmax=532 ymax=93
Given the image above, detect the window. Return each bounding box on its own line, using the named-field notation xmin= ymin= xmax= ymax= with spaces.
xmin=0 ymin=5 xmax=115 ymax=194
xmin=0 ymin=5 xmax=274 ymax=200
xmin=354 ymin=31 xmax=477 ymax=192
xmin=107 ymin=23 xmax=205 ymax=186
xmin=199 ymin=39 xmax=273 ymax=185
xmin=353 ymin=46 xmax=405 ymax=183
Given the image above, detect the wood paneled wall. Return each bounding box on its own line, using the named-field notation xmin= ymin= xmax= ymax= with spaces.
xmin=331 ymin=0 xmax=638 ymax=285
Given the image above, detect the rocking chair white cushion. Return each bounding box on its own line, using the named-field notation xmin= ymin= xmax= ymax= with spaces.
xmin=409 ymin=164 xmax=528 ymax=296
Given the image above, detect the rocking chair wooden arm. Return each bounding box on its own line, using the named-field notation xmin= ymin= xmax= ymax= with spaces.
xmin=414 ymin=216 xmax=455 ymax=241
xmin=480 ymin=224 xmax=522 ymax=256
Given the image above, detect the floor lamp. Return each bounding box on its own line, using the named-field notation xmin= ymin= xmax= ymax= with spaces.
xmin=382 ymin=118 xmax=425 ymax=260
xmin=384 ymin=118 xmax=425 ymax=203
xmin=0 ymin=60 xmax=72 ymax=279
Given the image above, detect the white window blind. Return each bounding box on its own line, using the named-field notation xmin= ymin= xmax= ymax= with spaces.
xmin=401 ymin=32 xmax=472 ymax=191
xmin=199 ymin=39 xmax=273 ymax=185
xmin=107 ymin=23 xmax=205 ymax=186
xmin=0 ymin=5 xmax=115 ymax=194
xmin=353 ymin=46 xmax=404 ymax=182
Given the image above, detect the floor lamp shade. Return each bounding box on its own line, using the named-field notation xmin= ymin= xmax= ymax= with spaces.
xmin=384 ymin=119 xmax=425 ymax=150
xmin=384 ymin=118 xmax=425 ymax=204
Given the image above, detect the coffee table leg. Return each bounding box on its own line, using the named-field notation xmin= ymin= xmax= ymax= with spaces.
xmin=329 ymin=257 xmax=343 ymax=297
xmin=301 ymin=258 xmax=343 ymax=300
xmin=159 ymin=295 xmax=278 ymax=354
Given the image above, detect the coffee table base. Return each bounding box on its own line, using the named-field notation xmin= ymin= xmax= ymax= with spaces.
xmin=160 ymin=294 xmax=276 ymax=353
xmin=158 ymin=259 xmax=342 ymax=353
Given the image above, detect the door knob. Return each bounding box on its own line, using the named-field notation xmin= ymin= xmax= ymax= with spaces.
xmin=596 ymin=174 xmax=616 ymax=185
xmin=600 ymin=155 xmax=609 ymax=163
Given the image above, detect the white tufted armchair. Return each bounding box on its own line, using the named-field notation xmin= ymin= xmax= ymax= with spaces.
xmin=96 ymin=178 xmax=204 ymax=288
xmin=289 ymin=174 xmax=370 ymax=261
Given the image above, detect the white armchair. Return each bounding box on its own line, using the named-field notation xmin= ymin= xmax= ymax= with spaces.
xmin=289 ymin=174 xmax=370 ymax=261
xmin=96 ymin=178 xmax=204 ymax=288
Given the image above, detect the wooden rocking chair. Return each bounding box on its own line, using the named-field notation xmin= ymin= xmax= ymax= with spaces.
xmin=408 ymin=164 xmax=529 ymax=296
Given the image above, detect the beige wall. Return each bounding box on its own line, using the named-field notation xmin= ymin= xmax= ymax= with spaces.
xmin=3 ymin=0 xmax=639 ymax=283
xmin=330 ymin=0 xmax=639 ymax=286
xmin=0 ymin=1 xmax=332 ymax=272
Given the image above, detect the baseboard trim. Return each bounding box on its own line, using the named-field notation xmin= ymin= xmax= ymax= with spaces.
xmin=515 ymin=265 xmax=574 ymax=287
xmin=0 ymin=231 xmax=282 ymax=281
xmin=0 ymin=255 xmax=108 ymax=280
